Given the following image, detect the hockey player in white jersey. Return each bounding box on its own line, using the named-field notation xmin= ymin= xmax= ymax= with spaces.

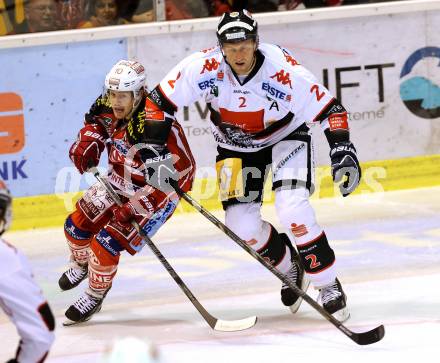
xmin=0 ymin=179 xmax=55 ymax=362
xmin=147 ymin=10 xmax=361 ymax=320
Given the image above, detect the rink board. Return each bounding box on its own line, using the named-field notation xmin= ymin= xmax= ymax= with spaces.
xmin=9 ymin=154 xmax=440 ymax=230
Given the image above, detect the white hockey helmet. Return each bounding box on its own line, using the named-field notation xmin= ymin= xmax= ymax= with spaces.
xmin=0 ymin=179 xmax=12 ymax=235
xmin=104 ymin=60 xmax=147 ymax=111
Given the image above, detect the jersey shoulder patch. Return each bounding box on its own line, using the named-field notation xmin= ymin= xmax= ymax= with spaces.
xmin=260 ymin=43 xmax=301 ymax=70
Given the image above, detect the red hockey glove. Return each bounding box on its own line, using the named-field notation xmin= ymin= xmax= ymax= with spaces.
xmin=69 ymin=124 xmax=106 ymax=174
xmin=112 ymin=202 xmax=137 ymax=227
xmin=111 ymin=196 xmax=157 ymax=229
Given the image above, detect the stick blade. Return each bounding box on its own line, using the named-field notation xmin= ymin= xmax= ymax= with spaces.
xmin=352 ymin=324 xmax=385 ymax=345
xmin=213 ymin=316 xmax=258 ymax=332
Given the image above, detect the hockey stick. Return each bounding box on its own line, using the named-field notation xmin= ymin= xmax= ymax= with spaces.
xmin=171 ymin=182 xmax=385 ymax=345
xmin=90 ymin=167 xmax=257 ymax=332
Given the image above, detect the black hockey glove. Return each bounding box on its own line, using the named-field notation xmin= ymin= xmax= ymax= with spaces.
xmin=329 ymin=141 xmax=361 ymax=197
xmin=139 ymin=145 xmax=179 ymax=194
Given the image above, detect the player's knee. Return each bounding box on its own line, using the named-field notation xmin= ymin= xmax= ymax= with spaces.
xmin=257 ymin=225 xmax=290 ymax=271
xmin=225 ymin=203 xmax=265 ymax=241
xmin=275 ymin=189 xmax=321 ymax=241
xmin=91 ymin=229 xmax=123 ymax=262
xmin=276 ymin=189 xmax=311 ymax=224
xmin=64 ymin=215 xmax=94 ymax=244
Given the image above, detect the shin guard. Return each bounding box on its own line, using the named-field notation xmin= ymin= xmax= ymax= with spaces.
xmin=88 ymin=231 xmax=121 ymax=295
xmin=254 ymin=225 xmax=291 ymax=274
xmin=297 ymin=232 xmax=337 ymax=287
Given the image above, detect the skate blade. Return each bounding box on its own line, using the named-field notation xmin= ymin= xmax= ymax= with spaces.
xmin=63 ymin=319 xmax=83 ymax=326
xmin=62 ymin=304 xmax=103 ymax=327
xmin=333 ymin=307 xmax=350 ymax=323
xmin=289 ymin=277 xmax=311 ymax=314
xmin=62 ymin=315 xmax=93 ymax=326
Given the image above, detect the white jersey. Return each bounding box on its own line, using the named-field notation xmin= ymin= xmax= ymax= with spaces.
xmin=159 ymin=43 xmax=334 ymax=152
xmin=0 ymin=238 xmax=55 ymax=363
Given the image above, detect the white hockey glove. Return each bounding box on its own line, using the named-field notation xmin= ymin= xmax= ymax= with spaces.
xmin=330 ymin=141 xmax=361 ymax=197
xmin=139 ymin=145 xmax=179 ymax=194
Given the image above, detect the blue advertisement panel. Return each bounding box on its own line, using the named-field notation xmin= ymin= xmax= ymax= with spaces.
xmin=0 ymin=38 xmax=127 ymax=197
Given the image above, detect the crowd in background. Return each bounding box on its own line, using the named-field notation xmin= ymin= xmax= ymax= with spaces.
xmin=0 ymin=0 xmax=406 ymax=36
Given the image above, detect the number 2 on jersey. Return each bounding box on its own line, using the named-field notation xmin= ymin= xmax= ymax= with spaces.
xmin=305 ymin=254 xmax=321 ymax=269
xmin=310 ymin=85 xmax=325 ymax=102
xmin=239 ymin=97 xmax=247 ymax=108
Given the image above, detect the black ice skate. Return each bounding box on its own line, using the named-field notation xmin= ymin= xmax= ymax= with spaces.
xmin=279 ymin=233 xmax=310 ymax=313
xmin=63 ymin=287 xmax=110 ymax=326
xmin=318 ymin=278 xmax=350 ymax=322
xmin=280 ymin=258 xmax=310 ymax=313
xmin=58 ymin=259 xmax=88 ymax=291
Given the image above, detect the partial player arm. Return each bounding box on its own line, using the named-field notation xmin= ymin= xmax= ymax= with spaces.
xmin=69 ymin=96 xmax=113 ymax=174
xmin=128 ymin=51 xmax=203 ymax=191
xmin=315 ymin=99 xmax=361 ymax=197
xmin=292 ymin=67 xmax=361 ymax=196
xmin=0 ymin=245 xmax=55 ymax=363
xmin=69 ymin=122 xmax=107 ymax=174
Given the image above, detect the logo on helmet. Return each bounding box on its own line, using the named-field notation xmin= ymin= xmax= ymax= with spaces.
xmin=226 ymin=31 xmax=246 ymax=41
xmin=217 ymin=10 xmax=258 ymax=46
xmin=131 ymin=63 xmax=145 ymax=75
xmin=109 ymin=78 xmax=120 ymax=87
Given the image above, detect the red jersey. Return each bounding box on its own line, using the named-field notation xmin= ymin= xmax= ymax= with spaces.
xmin=84 ymin=94 xmax=195 ymax=198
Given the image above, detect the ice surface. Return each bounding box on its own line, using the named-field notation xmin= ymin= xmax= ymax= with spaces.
xmin=1 ymin=187 xmax=439 ymax=362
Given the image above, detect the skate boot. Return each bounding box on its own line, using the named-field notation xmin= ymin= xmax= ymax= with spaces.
xmin=63 ymin=287 xmax=111 ymax=326
xmin=279 ymin=233 xmax=310 ymax=313
xmin=318 ymin=278 xmax=350 ymax=322
xmin=58 ymin=258 xmax=88 ymax=291
xmin=280 ymin=258 xmax=310 ymax=313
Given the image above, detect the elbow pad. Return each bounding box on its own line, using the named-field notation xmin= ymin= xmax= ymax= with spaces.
xmin=127 ymin=96 xmax=173 ymax=146
xmin=143 ymin=97 xmax=173 ymax=145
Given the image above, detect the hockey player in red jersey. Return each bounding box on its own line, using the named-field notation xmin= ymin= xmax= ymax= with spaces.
xmin=59 ymin=60 xmax=196 ymax=324
xmin=146 ymin=10 xmax=361 ymax=321
xmin=0 ymin=179 xmax=55 ymax=362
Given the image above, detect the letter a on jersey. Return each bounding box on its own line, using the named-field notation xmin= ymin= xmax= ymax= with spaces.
xmin=269 ymin=100 xmax=279 ymax=111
